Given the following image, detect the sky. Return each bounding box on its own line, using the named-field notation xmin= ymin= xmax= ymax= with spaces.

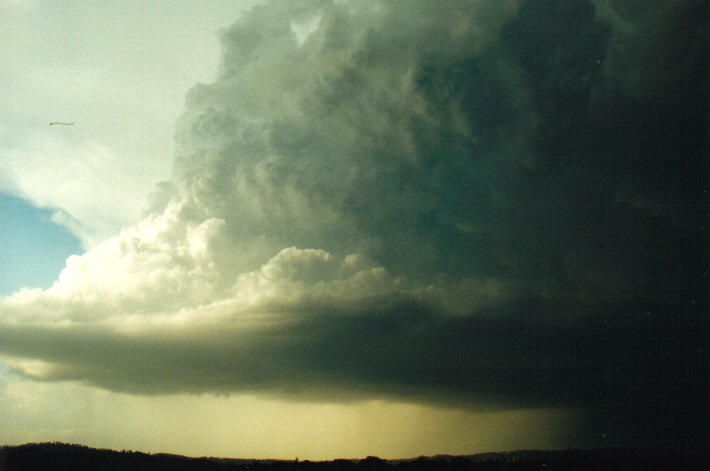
xmin=0 ymin=0 xmax=707 ymax=460
xmin=0 ymin=194 xmax=83 ymax=295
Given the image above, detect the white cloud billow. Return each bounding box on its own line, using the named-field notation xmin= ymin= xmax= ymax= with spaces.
xmin=0 ymin=0 xmax=518 ymax=400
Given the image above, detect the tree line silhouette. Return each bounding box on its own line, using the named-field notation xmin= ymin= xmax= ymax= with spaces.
xmin=0 ymin=443 xmax=705 ymax=470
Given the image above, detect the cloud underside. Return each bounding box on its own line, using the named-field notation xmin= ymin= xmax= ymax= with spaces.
xmin=1 ymin=0 xmax=707 ymax=444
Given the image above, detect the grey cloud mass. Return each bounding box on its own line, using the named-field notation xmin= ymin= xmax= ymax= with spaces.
xmin=1 ymin=0 xmax=707 ymax=449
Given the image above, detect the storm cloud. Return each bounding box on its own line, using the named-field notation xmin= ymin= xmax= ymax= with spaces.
xmin=1 ymin=0 xmax=706 ymax=449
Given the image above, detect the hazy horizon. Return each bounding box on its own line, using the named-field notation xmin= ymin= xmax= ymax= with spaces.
xmin=0 ymin=0 xmax=706 ymax=460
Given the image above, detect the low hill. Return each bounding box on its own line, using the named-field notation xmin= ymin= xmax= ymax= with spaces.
xmin=0 ymin=442 xmax=705 ymax=470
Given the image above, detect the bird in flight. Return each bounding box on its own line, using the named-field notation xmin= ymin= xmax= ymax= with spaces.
xmin=49 ymin=121 xmax=74 ymax=125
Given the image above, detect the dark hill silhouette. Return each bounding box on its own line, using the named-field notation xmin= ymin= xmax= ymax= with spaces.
xmin=0 ymin=442 xmax=705 ymax=471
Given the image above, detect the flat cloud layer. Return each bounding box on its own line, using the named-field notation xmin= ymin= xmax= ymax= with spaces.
xmin=0 ymin=0 xmax=263 ymax=247
xmin=1 ymin=0 xmax=706 ymax=448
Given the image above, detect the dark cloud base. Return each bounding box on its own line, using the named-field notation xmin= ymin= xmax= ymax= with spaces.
xmin=1 ymin=293 xmax=705 ymax=447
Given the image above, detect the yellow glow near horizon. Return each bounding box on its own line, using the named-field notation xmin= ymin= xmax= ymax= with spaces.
xmin=0 ymin=377 xmax=580 ymax=460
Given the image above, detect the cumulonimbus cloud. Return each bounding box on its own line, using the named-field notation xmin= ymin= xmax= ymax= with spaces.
xmin=0 ymin=0 xmax=706 ymax=446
